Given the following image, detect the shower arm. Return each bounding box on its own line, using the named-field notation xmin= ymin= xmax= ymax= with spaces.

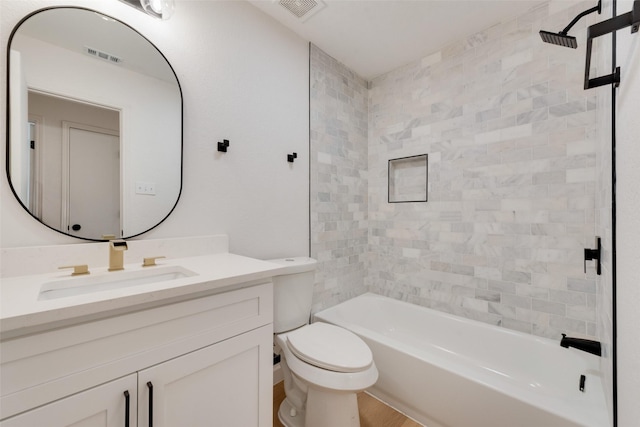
xmin=560 ymin=3 xmax=601 ymax=35
xmin=584 ymin=0 xmax=640 ymax=89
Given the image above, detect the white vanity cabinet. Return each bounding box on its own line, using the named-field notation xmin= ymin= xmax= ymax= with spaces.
xmin=1 ymin=374 xmax=137 ymax=427
xmin=0 ymin=282 xmax=273 ymax=427
xmin=138 ymin=326 xmax=270 ymax=427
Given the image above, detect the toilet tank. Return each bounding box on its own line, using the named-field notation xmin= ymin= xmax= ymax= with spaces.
xmin=268 ymin=257 xmax=317 ymax=333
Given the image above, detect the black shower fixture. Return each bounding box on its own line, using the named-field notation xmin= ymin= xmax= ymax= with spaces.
xmin=539 ymin=1 xmax=601 ymax=49
xmin=584 ymin=237 xmax=602 ymax=275
xmin=540 ymin=0 xmax=640 ymax=90
xmin=584 ymin=0 xmax=640 ymax=89
xmin=539 ymin=30 xmax=579 ymax=48
xmin=540 ymin=1 xmax=602 ymax=49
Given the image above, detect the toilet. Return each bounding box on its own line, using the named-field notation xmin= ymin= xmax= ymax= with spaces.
xmin=269 ymin=257 xmax=378 ymax=427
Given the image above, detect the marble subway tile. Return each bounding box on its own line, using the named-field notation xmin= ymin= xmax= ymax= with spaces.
xmin=549 ymin=100 xmax=587 ymax=117
xmin=476 ymin=288 xmax=502 ymax=302
xmin=532 ymin=298 xmax=566 ymax=315
xmin=533 ymin=91 xmax=567 ymax=109
xmin=311 ymin=1 xmax=599 ymax=337
xmin=549 ymin=315 xmax=586 ymax=334
xmin=567 ymin=277 xmax=597 ymax=293
xmin=310 ymin=44 xmax=369 ymax=312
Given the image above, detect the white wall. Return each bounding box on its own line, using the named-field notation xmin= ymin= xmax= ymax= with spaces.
xmin=614 ymin=0 xmax=640 ymax=424
xmin=0 ymin=0 xmax=310 ymax=259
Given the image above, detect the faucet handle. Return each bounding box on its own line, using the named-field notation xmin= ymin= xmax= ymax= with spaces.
xmin=142 ymin=256 xmax=166 ymax=267
xmin=59 ymin=264 xmax=90 ymax=276
xmin=583 ymin=237 xmax=601 ymax=275
xmin=110 ymin=240 xmax=128 ymax=250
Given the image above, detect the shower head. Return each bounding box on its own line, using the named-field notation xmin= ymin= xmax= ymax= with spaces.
xmin=539 ymin=1 xmax=600 ymax=49
xmin=539 ymin=30 xmax=578 ymax=48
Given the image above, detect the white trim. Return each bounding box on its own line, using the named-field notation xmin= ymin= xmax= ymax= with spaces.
xmin=27 ymin=114 xmax=43 ymax=219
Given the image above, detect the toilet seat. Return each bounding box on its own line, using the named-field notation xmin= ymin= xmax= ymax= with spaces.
xmin=286 ymin=322 xmax=373 ymax=373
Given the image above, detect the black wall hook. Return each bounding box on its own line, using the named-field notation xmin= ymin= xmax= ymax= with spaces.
xmin=584 ymin=236 xmax=602 ymax=275
xmin=287 ymin=152 xmax=297 ymax=162
xmin=218 ymin=139 xmax=230 ymax=152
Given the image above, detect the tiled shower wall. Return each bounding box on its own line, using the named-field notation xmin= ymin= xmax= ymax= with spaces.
xmin=367 ymin=0 xmax=600 ymax=339
xmin=309 ymin=44 xmax=369 ymax=312
xmin=310 ymin=1 xmax=607 ymax=340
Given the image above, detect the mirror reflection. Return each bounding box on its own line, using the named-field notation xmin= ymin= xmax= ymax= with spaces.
xmin=7 ymin=7 xmax=182 ymax=240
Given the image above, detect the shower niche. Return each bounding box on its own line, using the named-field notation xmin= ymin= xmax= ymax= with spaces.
xmin=388 ymin=154 xmax=428 ymax=203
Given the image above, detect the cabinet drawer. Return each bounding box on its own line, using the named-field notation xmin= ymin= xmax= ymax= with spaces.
xmin=0 ymin=282 xmax=272 ymax=419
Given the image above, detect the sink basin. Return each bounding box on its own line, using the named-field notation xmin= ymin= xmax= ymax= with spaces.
xmin=38 ymin=266 xmax=197 ymax=300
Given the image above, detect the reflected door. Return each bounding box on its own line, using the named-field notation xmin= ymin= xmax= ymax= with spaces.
xmin=65 ymin=124 xmax=120 ymax=239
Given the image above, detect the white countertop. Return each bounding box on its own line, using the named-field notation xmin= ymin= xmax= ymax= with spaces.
xmin=0 ymin=252 xmax=283 ymax=338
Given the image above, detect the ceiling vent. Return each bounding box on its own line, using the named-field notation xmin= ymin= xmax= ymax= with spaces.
xmin=84 ymin=46 xmax=123 ymax=65
xmin=279 ymin=0 xmax=326 ymax=21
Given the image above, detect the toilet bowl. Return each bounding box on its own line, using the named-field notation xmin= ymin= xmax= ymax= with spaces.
xmin=268 ymin=257 xmax=378 ymax=427
xmin=275 ymin=322 xmax=378 ymax=427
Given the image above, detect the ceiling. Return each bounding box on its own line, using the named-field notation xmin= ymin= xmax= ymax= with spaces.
xmin=14 ymin=8 xmax=176 ymax=83
xmin=247 ymin=0 xmax=545 ymax=80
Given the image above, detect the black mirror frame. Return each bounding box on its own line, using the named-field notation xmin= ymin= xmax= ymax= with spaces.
xmin=5 ymin=6 xmax=183 ymax=242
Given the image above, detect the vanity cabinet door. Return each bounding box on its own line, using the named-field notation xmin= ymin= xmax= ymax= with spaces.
xmin=0 ymin=374 xmax=137 ymax=427
xmin=138 ymin=325 xmax=272 ymax=427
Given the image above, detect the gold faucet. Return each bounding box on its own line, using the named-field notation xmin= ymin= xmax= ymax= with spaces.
xmin=108 ymin=240 xmax=128 ymax=271
xmin=59 ymin=264 xmax=90 ymax=276
xmin=142 ymin=256 xmax=166 ymax=267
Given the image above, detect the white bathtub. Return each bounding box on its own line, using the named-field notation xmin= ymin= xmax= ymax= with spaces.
xmin=313 ymin=293 xmax=609 ymax=427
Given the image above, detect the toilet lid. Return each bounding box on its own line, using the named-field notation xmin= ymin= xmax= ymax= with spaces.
xmin=286 ymin=322 xmax=373 ymax=373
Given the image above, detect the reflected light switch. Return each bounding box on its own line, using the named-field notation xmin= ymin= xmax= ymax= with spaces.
xmin=135 ymin=181 xmax=156 ymax=195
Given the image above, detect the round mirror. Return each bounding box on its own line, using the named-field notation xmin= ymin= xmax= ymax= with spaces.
xmin=6 ymin=7 xmax=182 ymax=241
